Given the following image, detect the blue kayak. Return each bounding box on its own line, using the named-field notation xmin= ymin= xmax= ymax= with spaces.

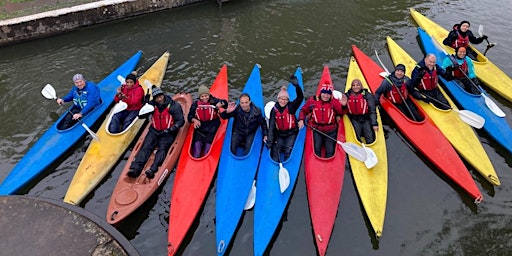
xmin=215 ymin=64 xmax=264 ymax=255
xmin=0 ymin=51 xmax=143 ymax=195
xmin=417 ymin=27 xmax=512 ymax=154
xmin=253 ymin=67 xmax=306 ymax=256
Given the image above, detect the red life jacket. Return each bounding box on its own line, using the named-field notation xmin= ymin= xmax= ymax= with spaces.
xmin=450 ymin=31 xmax=469 ymax=48
xmin=273 ymin=106 xmax=296 ymax=130
xmin=346 ymin=92 xmax=369 ymax=115
xmin=386 ymin=81 xmax=408 ymax=104
xmin=312 ymin=101 xmax=336 ymax=125
xmin=451 ymin=58 xmax=468 ymax=79
xmin=195 ymin=100 xmax=218 ymax=121
xmin=152 ymin=104 xmax=174 ymax=131
xmin=417 ymin=68 xmax=438 ymax=91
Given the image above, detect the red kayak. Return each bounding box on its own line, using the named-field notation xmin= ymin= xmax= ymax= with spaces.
xmin=167 ymin=65 xmax=228 ymax=255
xmin=106 ymin=92 xmax=192 ymax=225
xmin=304 ymin=66 xmax=346 ymax=256
xmin=352 ymin=45 xmax=482 ymax=201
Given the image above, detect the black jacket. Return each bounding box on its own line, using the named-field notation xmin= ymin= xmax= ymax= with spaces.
xmin=220 ymin=102 xmax=268 ymax=137
xmin=149 ymin=94 xmax=185 ymax=134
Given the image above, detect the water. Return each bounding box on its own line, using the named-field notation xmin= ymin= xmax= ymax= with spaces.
xmin=1 ymin=0 xmax=512 ymax=255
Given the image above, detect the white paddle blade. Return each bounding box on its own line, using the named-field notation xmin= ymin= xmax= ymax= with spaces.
xmin=117 ymin=75 xmax=125 ymax=85
xmin=478 ymin=25 xmax=484 ymax=37
xmin=362 ymin=144 xmax=378 ymax=169
xmin=82 ymin=123 xmax=100 ymax=141
xmin=457 ymin=109 xmax=485 ymax=129
xmin=41 ymin=84 xmax=57 ymax=99
xmin=112 ymin=101 xmax=128 ymax=114
xmin=482 ymin=94 xmax=506 ymax=117
xmin=139 ymin=103 xmax=154 ymax=115
xmin=264 ymin=101 xmax=275 ymax=119
xmin=244 ymin=180 xmax=256 ymax=210
xmin=144 ymin=79 xmax=152 ymax=88
xmin=339 ymin=141 xmax=367 ymax=162
xmin=378 ymin=71 xmax=390 ymax=78
xmin=332 ymin=90 xmax=343 ymax=100
xmin=279 ymin=163 xmax=290 ymax=193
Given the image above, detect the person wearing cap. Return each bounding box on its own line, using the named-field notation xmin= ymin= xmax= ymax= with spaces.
xmin=108 ymin=72 xmax=145 ymax=133
xmin=441 ymin=46 xmax=480 ymax=94
xmin=188 ymin=85 xmax=228 ymax=158
xmin=266 ymin=75 xmax=304 ymax=162
xmin=375 ymin=64 xmax=423 ymax=121
xmin=341 ymin=79 xmax=378 ymax=144
xmin=56 ymin=73 xmax=101 ymax=130
xmin=220 ymin=92 xmax=268 ymax=156
xmin=409 ymin=53 xmax=452 ymax=110
xmin=298 ymin=82 xmax=344 ymax=158
xmin=127 ymin=86 xmax=184 ymax=179
xmin=442 ymin=20 xmax=487 ymax=60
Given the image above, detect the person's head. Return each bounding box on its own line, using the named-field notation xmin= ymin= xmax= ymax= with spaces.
xmin=455 ymin=46 xmax=467 ymax=59
xmin=277 ymin=86 xmax=289 ymax=107
xmin=424 ymin=54 xmax=437 ymax=70
xmin=198 ymin=85 xmax=210 ymax=102
xmin=151 ymin=86 xmax=165 ymax=104
xmin=394 ymin=64 xmax=406 ymax=78
xmin=239 ymin=93 xmax=251 ymax=112
xmin=350 ymin=79 xmax=363 ymax=93
xmin=72 ymin=74 xmax=86 ymax=89
xmin=125 ymin=73 xmax=137 ymax=88
xmin=459 ymin=20 xmax=470 ymax=32
xmin=319 ymin=82 xmax=333 ymax=101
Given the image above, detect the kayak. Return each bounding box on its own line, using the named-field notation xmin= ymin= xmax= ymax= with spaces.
xmin=386 ymin=36 xmax=498 ymax=187
xmin=352 ymin=45 xmax=482 ymax=201
xmin=105 ymin=92 xmax=191 ymax=224
xmin=343 ymin=56 xmax=388 ymax=238
xmin=417 ymin=27 xmax=512 ymax=157
xmin=0 ymin=51 xmax=143 ymax=195
xmin=410 ymin=8 xmax=512 ymax=103
xmin=304 ymin=66 xmax=346 ymax=256
xmin=253 ymin=67 xmax=306 ymax=256
xmin=167 ymin=65 xmax=228 ymax=256
xmin=64 ymin=52 xmax=170 ymax=206
xmin=215 ymin=64 xmax=264 ymax=256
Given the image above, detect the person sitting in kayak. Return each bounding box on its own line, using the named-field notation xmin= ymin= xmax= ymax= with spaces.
xmin=188 ymin=84 xmax=228 ymax=158
xmin=342 ymin=79 xmax=378 ymax=144
xmin=442 ymin=46 xmax=480 ymax=95
xmin=220 ymin=93 xmax=268 ymax=156
xmin=127 ymin=86 xmax=185 ymax=179
xmin=409 ymin=54 xmax=452 ymax=110
xmin=442 ymin=20 xmax=487 ymax=60
xmin=108 ymin=72 xmax=145 ymax=133
xmin=298 ymin=82 xmax=344 ymax=158
xmin=56 ymin=73 xmax=101 ymax=130
xmin=266 ymin=75 xmax=304 ymax=162
xmin=374 ymin=64 xmax=423 ymax=121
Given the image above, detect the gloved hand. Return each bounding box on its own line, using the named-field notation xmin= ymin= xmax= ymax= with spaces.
xmin=266 ymin=141 xmax=273 ymax=149
xmin=481 ymin=35 xmax=488 ymax=40
xmin=289 ymin=75 xmax=299 ymax=86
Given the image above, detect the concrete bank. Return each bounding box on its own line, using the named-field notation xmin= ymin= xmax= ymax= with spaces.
xmin=0 ymin=0 xmax=207 ymax=47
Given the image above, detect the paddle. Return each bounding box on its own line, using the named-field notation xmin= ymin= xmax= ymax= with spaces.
xmin=374 ymin=50 xmax=418 ymax=122
xmin=244 ymin=180 xmax=256 ymax=210
xmin=430 ymin=36 xmax=505 ymax=117
xmin=478 ymin=25 xmax=496 ymax=56
xmin=41 ymin=84 xmax=100 ymax=141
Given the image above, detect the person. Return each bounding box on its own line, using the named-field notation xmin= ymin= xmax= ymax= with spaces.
xmin=409 ymin=54 xmax=452 ymax=110
xmin=108 ymin=72 xmax=145 ymax=133
xmin=267 ymin=76 xmax=304 ymax=162
xmin=188 ymin=85 xmax=228 ymax=158
xmin=127 ymin=86 xmax=184 ymax=179
xmin=441 ymin=46 xmax=480 ymax=95
xmin=56 ymin=73 xmax=101 ymax=130
xmin=442 ymin=20 xmax=487 ymax=59
xmin=220 ymin=93 xmax=268 ymax=156
xmin=374 ymin=64 xmax=423 ymax=121
xmin=342 ymin=79 xmax=378 ymax=144
xmin=298 ymin=82 xmax=344 ymax=158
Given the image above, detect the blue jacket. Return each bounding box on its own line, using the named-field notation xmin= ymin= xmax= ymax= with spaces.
xmin=62 ymin=81 xmax=101 ymax=116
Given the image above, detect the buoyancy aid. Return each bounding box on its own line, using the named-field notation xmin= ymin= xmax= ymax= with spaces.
xmin=274 ymin=106 xmax=296 ymax=130
xmin=346 ymin=92 xmax=369 ymax=115
xmin=152 ymin=104 xmax=174 ymax=131
xmin=195 ymin=100 xmax=218 ymax=121
xmin=451 ymin=58 xmax=468 ymax=79
xmin=386 ymin=80 xmax=408 ymax=104
xmin=451 ymin=30 xmax=469 ymax=48
xmin=311 ymin=100 xmax=336 ymax=125
xmin=418 ymin=67 xmax=438 ymax=91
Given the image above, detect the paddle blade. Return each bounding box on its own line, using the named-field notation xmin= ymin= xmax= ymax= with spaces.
xmin=338 ymin=141 xmax=367 ymax=162
xmin=478 ymin=25 xmax=483 ymax=37
xmin=244 ymin=180 xmax=256 ymax=210
xmin=81 ymin=123 xmax=100 ymax=141
xmin=279 ymin=163 xmax=290 ymax=193
xmin=117 ymin=75 xmax=125 ymax=85
xmin=362 ymin=144 xmax=378 ymax=169
xmin=264 ymin=101 xmax=275 ymax=119
xmin=41 ymin=84 xmax=57 ymax=100
xmin=457 ymin=109 xmax=485 ymax=129
xmin=379 ymin=71 xmax=390 ymax=78
xmin=112 ymin=101 xmax=128 ymax=114
xmin=139 ymin=103 xmax=154 ymax=115
xmin=332 ymin=90 xmax=343 ymax=100
xmin=482 ymin=93 xmax=506 ymax=117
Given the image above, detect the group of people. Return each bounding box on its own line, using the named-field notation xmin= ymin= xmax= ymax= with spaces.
xmin=53 ymin=20 xmax=488 ymax=178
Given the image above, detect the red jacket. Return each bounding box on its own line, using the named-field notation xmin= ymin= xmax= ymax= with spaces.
xmin=114 ymin=81 xmax=144 ymax=111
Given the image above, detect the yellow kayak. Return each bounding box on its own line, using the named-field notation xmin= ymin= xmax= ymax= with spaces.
xmin=342 ymin=56 xmax=388 ymax=238
xmin=64 ymin=52 xmax=170 ymax=205
xmin=386 ymin=37 xmax=499 ymax=186
xmin=410 ymin=8 xmax=512 ymax=103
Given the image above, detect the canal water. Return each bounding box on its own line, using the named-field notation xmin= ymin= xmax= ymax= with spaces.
xmin=0 ymin=0 xmax=511 ymax=255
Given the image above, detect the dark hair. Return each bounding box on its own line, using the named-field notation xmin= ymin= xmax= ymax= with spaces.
xmin=240 ymin=93 xmax=251 ymax=100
